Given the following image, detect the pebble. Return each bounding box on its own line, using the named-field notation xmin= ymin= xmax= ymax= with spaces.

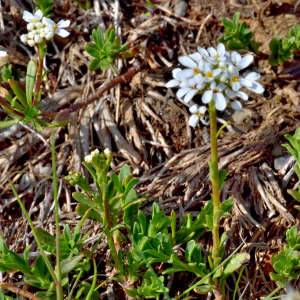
xmin=274 ymin=154 xmax=291 ymax=171
xmin=174 ymin=1 xmax=188 ymax=17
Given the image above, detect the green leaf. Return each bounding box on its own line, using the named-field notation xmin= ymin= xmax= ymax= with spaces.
xmin=26 ymin=59 xmax=37 ymax=107
xmin=60 ymin=254 xmax=84 ymax=274
xmin=119 ymin=164 xmax=131 ymax=183
xmin=232 ymin=12 xmax=240 ymax=29
xmin=249 ymin=40 xmax=262 ymax=54
xmin=162 ymin=266 xmax=187 ymax=274
xmin=219 ymin=169 xmax=227 ymax=189
xmin=227 ymin=40 xmax=244 ymax=51
xmin=106 ymin=27 xmax=115 ymax=43
xmin=76 ymin=204 xmax=103 ymax=223
xmin=221 ymin=18 xmax=233 ymax=29
xmin=89 ymin=58 xmax=101 ymax=71
xmin=0 ymin=118 xmax=20 ymax=129
xmin=72 ymin=192 xmax=96 ymax=209
xmin=185 ymin=240 xmax=195 ymax=263
xmin=288 ymin=189 xmax=300 ymax=203
xmin=85 ymin=42 xmax=100 ymax=58
xmin=194 ymin=284 xmax=212 ymax=294
xmin=270 ymin=272 xmax=288 ymax=287
xmin=221 ymin=253 xmax=249 ymax=280
xmin=34 ymin=228 xmax=56 ymax=248
xmin=8 ymin=79 xmax=28 ymax=108
xmin=100 ymin=59 xmax=110 ymax=71
xmin=109 ymin=224 xmax=125 ymax=234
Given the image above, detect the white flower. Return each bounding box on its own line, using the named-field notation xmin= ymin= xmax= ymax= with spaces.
xmin=231 ymin=100 xmax=242 ymax=111
xmin=91 ymin=148 xmax=100 ymax=158
xmin=85 ymin=155 xmax=93 ymax=164
xmin=45 ymin=31 xmax=54 ymax=41
xmin=197 ymin=46 xmax=210 ymax=62
xmin=230 ymin=51 xmax=254 ymax=71
xmin=207 ymin=43 xmax=226 ymax=65
xmin=242 ymin=72 xmax=264 ymax=94
xmin=27 ymin=23 xmax=35 ymax=31
xmin=226 ymin=68 xmax=252 ymax=92
xmin=202 ymin=81 xmax=227 ymax=111
xmin=23 ymin=9 xmax=43 ymax=24
xmin=0 ymin=50 xmax=7 ymax=57
xmin=176 ymin=77 xmax=205 ymax=103
xmin=188 ymin=105 xmax=209 ymax=127
xmin=176 ymin=56 xmax=204 ymax=81
xmin=43 ymin=17 xmax=70 ymax=38
xmin=203 ymin=64 xmax=221 ymax=82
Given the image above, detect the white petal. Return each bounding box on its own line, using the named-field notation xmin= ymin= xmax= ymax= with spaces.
xmin=55 ymin=28 xmax=70 ymax=38
xmin=177 ymin=88 xmax=191 ymax=99
xmin=210 ymin=81 xmax=216 ymax=89
xmin=188 ymin=77 xmax=196 ymax=86
xmin=176 ymin=69 xmax=194 ymax=80
xmin=43 ymin=17 xmax=54 ymax=26
xmin=239 ymin=78 xmax=252 ymax=87
xmin=200 ymin=117 xmax=209 ymax=125
xmin=196 ymin=83 xmax=205 ymax=90
xmin=225 ymin=88 xmax=235 ymax=99
xmin=235 ymin=91 xmax=248 ymax=100
xmin=46 ymin=23 xmax=54 ymax=31
xmin=220 ymin=73 xmax=228 ymax=82
xmin=245 ymin=72 xmax=260 ymax=81
xmin=217 ymin=43 xmax=225 ymax=57
xmin=34 ymin=10 xmax=43 ymax=20
xmin=199 ymin=106 xmax=207 ymax=114
xmin=194 ymin=73 xmax=204 ymax=84
xmin=189 ymin=104 xmax=198 ymax=113
xmin=188 ymin=115 xmax=199 ymax=128
xmin=23 ymin=11 xmax=34 ymax=22
xmin=207 ymin=47 xmax=217 ymax=57
xmin=231 ymin=81 xmax=240 ymax=91
xmin=57 ymin=19 xmax=70 ymax=28
xmin=203 ymin=63 xmax=211 ymax=74
xmin=197 ymin=47 xmax=209 ymax=58
xmin=231 ymin=100 xmax=242 ymax=111
xmin=0 ymin=50 xmax=7 ymax=57
xmin=172 ymin=68 xmax=182 ymax=77
xmin=202 ymin=90 xmax=213 ymax=104
xmin=247 ymin=82 xmax=264 ymax=94
xmin=212 ymin=68 xmax=221 ymax=77
xmin=207 ymin=57 xmax=217 ymax=65
xmin=166 ymin=79 xmax=179 ymax=88
xmin=237 ymin=55 xmax=253 ymax=69
xmin=180 ymin=80 xmax=189 ymax=88
xmin=189 ymin=52 xmax=202 ymax=62
xmin=217 ymin=83 xmax=227 ymax=92
xmin=213 ymin=93 xmax=226 ymax=111
xmin=178 ymin=56 xmax=197 ymax=69
xmin=231 ymin=51 xmax=241 ymax=62
xmin=184 ymin=89 xmax=198 ymax=103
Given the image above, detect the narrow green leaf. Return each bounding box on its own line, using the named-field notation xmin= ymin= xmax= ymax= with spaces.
xmin=60 ymin=254 xmax=84 ymax=274
xmin=72 ymin=192 xmax=96 ymax=209
xmin=219 ymin=169 xmax=227 ymax=189
xmin=8 ymin=79 xmax=28 ymax=108
xmin=232 ymin=12 xmax=240 ymax=29
xmin=97 ymin=26 xmax=105 ymax=48
xmin=26 ymin=59 xmax=37 ymax=107
xmin=0 ymin=118 xmax=19 ymax=129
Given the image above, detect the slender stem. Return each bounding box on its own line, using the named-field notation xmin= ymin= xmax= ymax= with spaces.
xmin=0 ymin=281 xmax=43 ymax=300
xmin=9 ymin=181 xmax=58 ymax=286
xmin=51 ymin=128 xmax=63 ymax=300
xmin=265 ymin=286 xmax=283 ymax=299
xmin=40 ymin=66 xmax=139 ymax=120
xmin=32 ymin=52 xmax=44 ymax=106
xmin=208 ymin=101 xmax=221 ymax=263
xmin=85 ymin=258 xmax=97 ymax=300
xmin=103 ymin=195 xmax=123 ymax=275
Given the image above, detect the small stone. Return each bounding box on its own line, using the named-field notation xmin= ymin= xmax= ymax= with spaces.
xmin=174 ymin=1 xmax=188 ymax=17
xmin=274 ymin=154 xmax=291 ymax=171
xmin=271 ymin=143 xmax=284 ymax=158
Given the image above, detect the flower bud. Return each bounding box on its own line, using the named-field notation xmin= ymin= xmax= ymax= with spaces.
xmin=28 ymin=40 xmax=36 ymax=47
xmin=28 ymin=32 xmax=35 ymax=39
xmin=27 ymin=23 xmax=34 ymax=31
xmin=91 ymin=149 xmax=99 ymax=158
xmin=104 ymin=148 xmax=112 ymax=158
xmin=0 ymin=51 xmax=9 ymax=70
xmin=34 ymin=35 xmax=43 ymax=44
xmin=85 ymin=155 xmax=93 ymax=164
xmin=45 ymin=31 xmax=54 ymax=41
xmin=39 ymin=31 xmax=46 ymax=38
xmin=20 ymin=34 xmax=28 ymax=44
xmin=35 ymin=22 xmax=43 ymax=29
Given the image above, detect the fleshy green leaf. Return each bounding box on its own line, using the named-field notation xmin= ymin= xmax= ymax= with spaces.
xmin=60 ymin=254 xmax=84 ymax=274
xmin=89 ymin=58 xmax=101 ymax=71
xmin=26 ymin=59 xmax=37 ymax=107
xmin=85 ymin=42 xmax=100 ymax=58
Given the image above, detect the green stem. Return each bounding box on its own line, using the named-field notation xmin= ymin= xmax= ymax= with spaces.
xmin=85 ymin=258 xmax=97 ymax=300
xmin=51 ymin=128 xmax=64 ymax=300
xmin=32 ymin=51 xmax=44 ymax=106
xmin=265 ymin=286 xmax=283 ymax=299
xmin=208 ymin=101 xmax=221 ymax=264
xmin=103 ymin=196 xmax=123 ymax=275
xmin=9 ymin=181 xmax=58 ymax=288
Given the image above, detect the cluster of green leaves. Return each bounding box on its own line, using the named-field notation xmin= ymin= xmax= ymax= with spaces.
xmin=218 ymin=12 xmax=262 ymax=54
xmin=85 ymin=26 xmax=136 ymax=73
xmin=270 ymin=226 xmax=300 ymax=287
xmin=34 ymin=0 xmax=53 ymax=17
xmin=0 ymin=212 xmax=100 ymax=300
xmin=282 ymin=128 xmax=300 ymax=210
xmin=0 ymin=59 xmax=70 ymax=131
xmin=269 ymin=24 xmax=300 ymax=66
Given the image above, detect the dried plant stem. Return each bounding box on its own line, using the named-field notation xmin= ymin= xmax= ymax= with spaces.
xmin=40 ymin=66 xmax=139 ymax=120
xmin=0 ymin=281 xmax=43 ymax=300
xmin=208 ymin=101 xmax=223 ymax=300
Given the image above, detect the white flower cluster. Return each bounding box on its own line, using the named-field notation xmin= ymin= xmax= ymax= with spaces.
xmin=20 ymin=10 xmax=70 ymax=47
xmin=166 ymin=43 xmax=264 ymax=128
